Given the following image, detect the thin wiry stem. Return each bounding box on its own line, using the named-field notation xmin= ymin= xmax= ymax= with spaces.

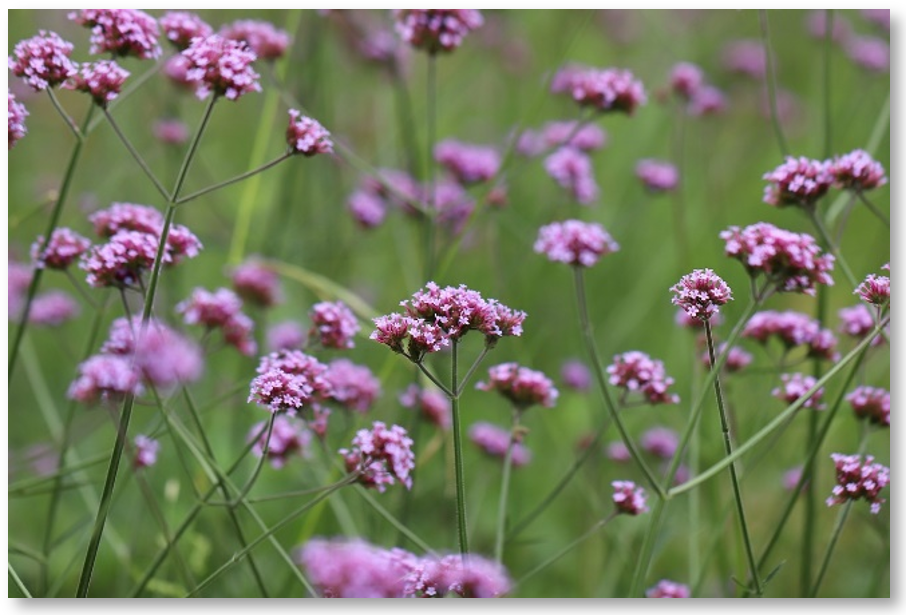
xmin=230 ymin=413 xmax=275 ymax=504
xmin=806 ymin=206 xmax=858 ymax=290
xmin=102 ymin=107 xmax=171 ymax=201
xmin=424 ymin=52 xmax=438 ymax=280
xmin=450 ymin=339 xmax=470 ymax=556
xmin=855 ymin=190 xmax=890 ymax=227
xmin=822 ymin=10 xmax=833 ymax=158
xmin=809 ymin=501 xmax=853 ymax=597
xmin=759 ymin=9 xmax=789 ymax=157
xmin=175 ymin=153 xmax=292 ymax=205
xmin=455 ymin=345 xmax=491 ymax=397
xmin=416 ymin=361 xmax=454 ymax=398
xmin=9 ymin=562 xmax=33 ymax=598
xmin=494 ymin=407 xmax=520 ymax=563
xmin=46 ymin=88 xmax=83 ymax=141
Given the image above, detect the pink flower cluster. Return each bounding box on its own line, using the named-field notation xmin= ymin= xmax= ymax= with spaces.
xmin=347 ymin=190 xmax=387 ymax=229
xmin=670 ymin=268 xmax=733 ymax=322
xmin=544 ymin=147 xmax=599 ymax=204
xmin=133 ymin=435 xmax=160 ymax=469
xmin=8 ymin=90 xmax=28 ymax=149
xmin=371 ymin=282 xmax=525 ymax=361
xmin=400 ymin=385 xmax=451 ymax=430
xmin=743 ymin=310 xmax=839 ymax=362
xmin=248 ymin=415 xmax=312 ymax=469
xmin=160 ymin=11 xmax=213 ymax=50
xmin=267 ymin=320 xmax=305 ymax=352
xmin=153 ymin=118 xmax=189 ymax=145
xmin=8 ymin=31 xmax=78 ymax=91
xmin=469 ymin=422 xmax=531 ymax=467
xmin=8 ymin=260 xmax=32 ymax=320
xmin=434 ymin=140 xmax=501 ymax=185
xmin=181 ymin=34 xmax=261 ymax=101
xmin=721 ymin=222 xmax=835 ymax=295
xmin=221 ymin=19 xmax=290 ymax=61
xmin=30 ymin=228 xmax=91 ymax=270
xmin=404 ymin=552 xmax=512 ymax=598
xmin=393 ymin=9 xmax=484 ymax=54
xmin=829 ymin=149 xmax=887 ymax=191
xmin=838 ymin=304 xmax=886 ymax=345
xmin=668 ymin=62 xmax=726 ymax=116
xmin=560 ymin=359 xmax=592 ymax=391
xmin=65 ymin=60 xmax=130 ymax=106
xmin=29 ymin=291 xmax=80 ymax=327
xmin=176 ymin=287 xmax=257 ymax=356
xmin=69 ymin=9 xmax=161 ymax=60
xmin=324 ymin=359 xmax=381 ymax=413
xmin=646 ymin=580 xmax=690 ymax=598
xmin=846 ymin=36 xmax=889 ymax=73
xmin=68 ymin=354 xmax=143 ymax=404
xmin=855 ymin=272 xmax=890 ymax=307
xmin=612 ymin=480 xmax=648 ymax=515
xmin=476 ymin=362 xmax=559 ymax=409
xmin=286 ymin=109 xmax=333 ymax=156
xmin=231 ymin=256 xmax=282 ymax=308
xmin=309 ymin=300 xmax=360 ymax=349
xmin=701 ymin=342 xmax=752 ymax=373
xmin=847 ymin=386 xmax=890 ymax=427
xmin=762 ymin=156 xmax=833 ymax=207
xmin=517 ymin=121 xmax=607 ymax=156
xmin=640 ymin=427 xmax=679 ymax=459
xmin=607 ymin=351 xmax=680 ymax=405
xmin=636 ymin=159 xmax=679 ymax=193
xmin=248 ymin=350 xmax=332 ymax=415
xmin=534 ymin=220 xmax=620 ymax=268
xmin=772 ymin=373 xmax=825 ymax=410
xmin=826 ymin=453 xmax=890 ymax=514
xmin=340 ymin=421 xmax=415 ymax=492
xmin=722 ymin=40 xmax=766 ymax=79
xmin=553 ymin=65 xmax=647 ymax=115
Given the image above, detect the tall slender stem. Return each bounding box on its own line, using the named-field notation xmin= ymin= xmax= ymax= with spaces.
xmin=175 ymin=153 xmax=291 ymax=205
xmin=705 ymin=320 xmax=762 ymax=596
xmin=231 ymin=414 xmax=275 ymax=504
xmin=424 ymin=53 xmax=438 ymax=280
xmin=495 ymin=408 xmax=520 ymax=563
xmin=103 ymin=107 xmax=171 ymax=200
xmin=450 ymin=339 xmax=470 ymax=556
xmin=46 ymin=88 xmax=83 ymax=141
xmin=809 ymin=501 xmax=853 ymax=597
xmin=807 ymin=207 xmax=858 ymax=289
xmin=516 ymin=513 xmax=617 ymax=587
xmin=822 ymin=10 xmax=833 ymax=159
xmin=759 ymin=9 xmax=789 ymax=157
xmin=855 ymin=190 xmax=890 ymax=227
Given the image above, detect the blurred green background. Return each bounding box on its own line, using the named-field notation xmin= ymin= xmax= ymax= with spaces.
xmin=8 ymin=9 xmax=889 ymax=598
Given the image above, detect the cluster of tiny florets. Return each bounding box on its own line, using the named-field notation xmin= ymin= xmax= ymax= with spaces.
xmin=762 ymin=156 xmax=833 ymax=207
xmin=743 ymin=310 xmax=839 ymax=362
xmin=399 ymin=385 xmax=451 ymax=430
xmin=534 ymin=220 xmax=620 ymax=268
xmin=838 ymin=304 xmax=887 ymax=345
xmin=646 ymin=580 xmax=690 ymax=598
xmin=176 ymin=287 xmax=257 ymax=356
xmin=160 ymin=11 xmax=213 ymax=50
xmin=181 ymin=34 xmax=262 ymax=101
xmin=8 ymin=30 xmax=78 ymax=91
xmin=560 ymin=359 xmax=592 ymax=391
xmin=544 ymin=147 xmax=600 ymax=204
xmin=69 ymin=9 xmax=162 ymax=60
xmin=826 ymin=453 xmax=890 ymax=514
xmin=669 ymin=268 xmax=733 ymax=322
xmin=65 ymin=60 xmax=130 ymax=106
xmin=772 ymin=372 xmax=825 ymax=410
xmin=8 ymin=90 xmax=28 ymax=149
xmin=393 ymin=9 xmax=484 ymax=54
xmin=340 ymin=421 xmax=415 ymax=492
xmin=855 ymin=272 xmax=890 ymax=307
xmin=476 ymin=362 xmax=559 ymax=410
xmin=434 ymin=140 xmax=501 ymax=185
xmin=287 ymin=109 xmax=333 ymax=156
xmin=221 ymin=19 xmax=290 ymax=60
xmin=636 ymin=159 xmax=679 ymax=193
xmin=553 ymin=65 xmax=647 ymax=115
xmin=829 ymin=149 xmax=887 ymax=191
xmin=612 ymin=480 xmax=648 ymax=515
xmin=309 ymin=301 xmax=360 ymax=349
xmin=100 ymin=316 xmax=204 ymax=388
xmin=29 ymin=291 xmax=80 ymax=327
xmin=231 ymin=257 xmax=282 ymax=308
xmin=324 ymin=359 xmax=381 ymax=414
xmin=248 ymin=415 xmax=312 ymax=469
xmin=31 ymin=228 xmax=91 ymax=270
xmin=67 ymin=354 xmax=143 ymax=404
xmin=607 ymin=351 xmax=680 ymax=405
xmin=469 ymin=422 xmax=532 ymax=467
xmin=640 ymin=427 xmax=679 ymax=460
xmin=517 ymin=121 xmax=607 ymax=156
xmin=701 ymin=342 xmax=753 ymax=373
xmin=133 ymin=435 xmax=160 ymax=469
xmin=846 ymin=386 xmax=890 ymax=427
xmin=249 ymin=350 xmax=332 ymax=415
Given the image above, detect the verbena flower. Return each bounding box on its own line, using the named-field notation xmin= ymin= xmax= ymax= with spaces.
xmin=406 ymin=553 xmax=512 ymax=598
xmin=324 ymin=359 xmax=381 ymax=413
xmin=687 ymin=85 xmax=727 ymax=116
xmin=743 ymin=310 xmax=839 ymax=361
xmin=232 ymin=257 xmax=282 ymax=307
xmin=636 ymin=159 xmax=679 ymax=193
xmin=309 ymin=300 xmax=359 ymax=349
xmin=176 ymin=287 xmax=257 ymax=356
xmin=540 ymin=120 xmax=607 ymax=152
xmin=762 ymin=156 xmax=833 ymax=207
xmin=160 ymin=11 xmax=213 ymax=50
xmin=826 ymin=453 xmax=890 ymax=514
xmin=845 ymin=36 xmax=889 ymax=73
xmin=640 ymin=427 xmax=679 ymax=460
xmin=8 ymin=31 xmax=78 ymax=91
xmin=534 ymin=220 xmax=619 ymax=268
xmin=561 ymin=359 xmax=591 ymax=391
xmin=89 ymin=202 xmax=163 ymax=237
xmin=838 ymin=304 xmax=886 ymax=345
xmin=721 ymin=222 xmax=835 ymax=295
xmin=806 ymin=10 xmax=852 ymax=43
xmin=8 ymin=260 xmax=32 ymax=320
xmin=670 ymin=268 xmax=733 ymax=322
xmin=847 ymin=386 xmax=890 ymax=427
xmin=544 ymin=147 xmax=599 ymax=204
xmin=153 ymin=118 xmax=189 ymax=145
xmin=68 ymin=354 xmax=142 ymax=404
xmin=249 ymin=415 xmax=312 ymax=469
xmin=69 ymin=9 xmax=161 ymax=60
xmin=30 ymin=228 xmax=91 ymax=270
xmin=297 ymin=538 xmax=411 ymax=598
xmin=675 ymin=307 xmax=723 ymax=329
xmin=8 ymin=90 xmax=28 ymax=149
xmin=181 ymin=34 xmax=261 ymax=101
xmin=468 ymin=421 xmax=531 ymax=466
xmin=400 ymin=385 xmax=451 ymax=430
xmin=646 ymin=579 xmax=690 ymax=598
xmin=340 ymin=421 xmax=415 ymax=492
xmin=286 ymin=110 xmax=333 ymax=156
xmin=772 ymin=372 xmax=825 ymax=410
xmin=29 ymin=291 xmax=79 ymax=327
xmin=221 ymin=19 xmax=290 ymax=61
xmin=855 ymin=273 xmax=890 ymax=307
xmin=80 ymin=230 xmax=161 ymax=288
xmin=828 ymin=149 xmax=887 ymax=191
xmin=393 ymin=9 xmax=484 ymax=54
xmin=722 ymin=40 xmax=766 ymax=79
xmin=861 ymin=9 xmax=890 ymax=31
xmin=554 ymin=65 xmax=647 ymax=114
xmin=133 ymin=435 xmax=160 ymax=469
xmin=607 ymin=351 xmax=680 ymax=405
xmin=476 ymin=362 xmax=559 ymax=410
xmin=434 ymin=139 xmax=500 ymax=185
xmin=249 ymin=350 xmax=332 ymax=414
xmin=669 ymin=62 xmax=704 ymax=100
xmin=101 ymin=316 xmax=204 ymax=388
xmin=701 ymin=343 xmax=752 ymax=373
xmin=65 ymin=60 xmax=130 ymax=106
xmin=347 ymin=190 xmax=388 ymax=229
xmin=612 ymin=480 xmax=648 ymax=515
xmin=267 ymin=320 xmax=305 ymax=352
xmin=607 ymin=441 xmax=631 ymax=462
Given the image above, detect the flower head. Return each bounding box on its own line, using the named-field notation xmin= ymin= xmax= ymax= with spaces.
xmin=69 ymin=9 xmax=161 ymax=60
xmin=8 ymin=31 xmax=78 ymax=91
xmin=89 ymin=202 xmax=163 ymax=237
xmin=561 ymin=359 xmax=592 ymax=391
xmin=347 ymin=190 xmax=388 ymax=229
xmin=556 ymin=66 xmax=647 ymax=114
xmin=838 ymin=304 xmax=887 ymax=346
xmin=249 ymin=415 xmax=312 ymax=469
xmin=393 ymin=9 xmax=484 ymax=54
xmin=539 ymin=121 xmax=607 ymax=153
xmin=434 ymin=140 xmax=500 ymax=185
xmin=607 ymin=351 xmax=679 ymax=405
xmin=267 ymin=320 xmax=305 ymax=352
xmin=400 ymin=385 xmax=451 ymax=430
xmin=65 ymin=60 xmax=130 ymax=106
xmin=79 ymin=230 xmax=161 ymax=288
xmin=827 ymin=453 xmax=889 ymax=514
xmin=407 ymin=553 xmax=512 ymax=598
xmin=231 ymin=257 xmax=282 ymax=307
xmin=701 ymin=343 xmax=752 ymax=373
xmin=534 ymin=220 xmax=619 ymax=268
xmin=250 ymin=350 xmax=332 ymax=414
xmin=68 ymin=354 xmax=142 ymax=404
xmin=153 ymin=118 xmax=189 ymax=145
xmin=160 ymin=11 xmax=213 ymax=50
xmin=469 ymin=422 xmax=531 ymax=466
xmin=687 ymin=85 xmax=727 ymax=116
xmin=743 ymin=310 xmax=839 ymax=362
xmin=133 ymin=435 xmax=160 ymax=469
xmin=340 ymin=421 xmax=415 ymax=492
xmin=324 ymin=359 xmax=381 ymax=413
xmin=544 ymin=147 xmax=599 ymax=204
xmin=640 ymin=427 xmax=678 ymax=460
xmin=101 ymin=317 xmax=204 ymax=388
xmin=297 ymin=538 xmax=412 ymax=598
xmin=772 ymin=373 xmax=825 ymax=410
xmin=476 ymin=362 xmax=559 ymax=410
xmin=29 ymin=291 xmax=79 ymax=327
xmin=181 ymin=34 xmax=261 ymax=101
xmin=670 ymin=268 xmax=733 ymax=322
xmin=612 ymin=480 xmax=648 ymax=515
xmin=8 ymin=90 xmax=28 ymax=149
xmin=286 ymin=110 xmax=333 ymax=156
xmin=847 ymin=386 xmax=889 ymax=427
xmin=31 ymin=228 xmax=91 ymax=270
xmin=722 ymin=40 xmax=766 ymax=79
xmin=221 ymin=19 xmax=290 ymax=60
xmin=636 ymin=159 xmax=679 ymax=193
xmin=762 ymin=156 xmax=833 ymax=207
xmin=309 ymin=301 xmax=359 ymax=349
xmin=669 ymin=62 xmax=704 ymax=100
xmin=176 ymin=287 xmax=256 ymax=356
xmin=828 ymin=149 xmax=887 ymax=191
xmin=855 ymin=273 xmax=890 ymax=307
xmin=846 ymin=36 xmax=889 ymax=73
xmin=647 ymin=579 xmax=690 ymax=598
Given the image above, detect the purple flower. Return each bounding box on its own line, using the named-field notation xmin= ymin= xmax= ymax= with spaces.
xmin=29 ymin=291 xmax=79 ymax=327
xmin=722 ymin=40 xmax=766 ymax=79
xmin=133 ymin=435 xmax=159 ymax=469
xmin=561 ymin=359 xmax=592 ymax=391
xmin=544 ymin=147 xmax=599 ymax=204
xmin=393 ymin=9 xmax=484 ymax=54
xmin=297 ymin=538 xmax=411 ymax=598
xmin=68 ymin=354 xmax=142 ymax=404
xmin=8 ymin=31 xmax=78 ymax=91
xmin=181 ymin=34 xmax=261 ymax=101
xmin=250 ymin=350 xmax=332 ymax=414
xmin=347 ymin=190 xmax=387 ymax=229
xmin=286 ymin=110 xmax=333 ymax=156
xmin=221 ymin=19 xmax=290 ymax=61
xmin=160 ymin=11 xmax=213 ymax=51
xmin=669 ymin=62 xmax=704 ymax=100
xmin=763 ymin=156 xmax=833 ymax=207
xmin=8 ymin=90 xmax=28 ymax=149
xmin=838 ymin=304 xmax=886 ymax=345
xmin=340 ymin=421 xmax=415 ymax=492
xmin=670 ymin=269 xmax=733 ymax=322
xmin=267 ymin=320 xmax=306 ymax=352
xmin=177 ymin=287 xmax=256 ymax=356
xmin=828 ymin=149 xmax=887 ymax=191
xmin=806 ymin=10 xmax=852 ymax=43
xmin=101 ymin=317 xmax=204 ymax=388
xmin=607 ymin=441 xmax=631 ymax=462
xmin=860 ymin=9 xmax=890 ymax=32
xmin=675 ymin=307 xmax=723 ymax=330
xmin=687 ymin=85 xmax=727 ymax=117
xmin=640 ymin=427 xmax=678 ymax=460
xmin=249 ymin=415 xmax=312 ymax=469
xmin=69 ymin=9 xmax=161 ymax=60
xmin=743 ymin=310 xmax=839 ymax=362
xmin=400 ymin=385 xmax=451 ymax=430
xmin=153 ymin=118 xmax=189 ymax=145
xmin=309 ymin=301 xmax=359 ymax=349
xmin=607 ymin=351 xmax=680 ymax=405
xmin=534 ymin=220 xmax=620 ymax=268
xmin=846 ymin=36 xmax=889 ymax=73
xmin=646 ymin=579 xmax=690 ymax=598
xmin=855 ymin=273 xmax=890 ymax=307
xmin=324 ymin=359 xmax=381 ymax=413
xmin=847 ymin=386 xmax=889 ymax=427
xmin=89 ymin=202 xmax=163 ymax=237
xmin=232 ymin=257 xmax=282 ymax=308
xmin=612 ymin=480 xmax=648 ymax=515
xmin=701 ymin=343 xmax=752 ymax=373
xmin=434 ymin=139 xmax=500 ymax=185
xmin=556 ymin=66 xmax=647 ymax=115
xmin=469 ymin=421 xmax=531 ymax=466
xmin=636 ymin=159 xmax=679 ymax=193
xmin=31 ymin=228 xmax=91 ymax=270
xmin=8 ymin=259 xmax=33 ymax=319
xmin=826 ymin=453 xmax=889 ymax=514
xmin=79 ymin=230 xmax=160 ymax=288
xmin=65 ymin=60 xmax=130 ymax=106
xmin=540 ymin=121 xmax=607 ymax=152
xmin=721 ymin=222 xmax=835 ymax=295
xmin=772 ymin=373 xmax=825 ymax=410
xmin=407 ymin=553 xmax=512 ymax=598
xmin=476 ymin=362 xmax=559 ymax=410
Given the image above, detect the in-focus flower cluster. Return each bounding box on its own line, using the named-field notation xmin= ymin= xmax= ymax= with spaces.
xmin=31 ymin=228 xmax=91 ymax=270
xmin=772 ymin=372 xmax=825 ymax=410
xmin=309 ymin=300 xmax=359 ymax=349
xmin=69 ymin=9 xmax=161 ymax=60
xmin=670 ymin=268 xmax=733 ymax=322
xmin=612 ymin=480 xmax=648 ymax=515
xmin=286 ymin=109 xmax=333 ymax=156
xmin=468 ymin=422 xmax=531 ymax=467
xmin=552 ymin=65 xmax=647 ymax=115
xmin=763 ymin=149 xmax=887 ymax=207
xmin=160 ymin=11 xmax=213 ymax=50
xmin=534 ymin=220 xmax=620 ymax=268
xmin=476 ymin=362 xmax=559 ymax=410
xmin=181 ymin=34 xmax=261 ymax=101
xmin=829 ymin=149 xmax=888 ymax=191
xmin=176 ymin=287 xmax=257 ymax=356
xmin=743 ymin=310 xmax=839 ymax=362
xmin=855 ymin=272 xmax=890 ymax=308
xmin=248 ymin=350 xmax=332 ymax=415
xmin=607 ymin=351 xmax=680 ymax=405
xmin=826 ymin=453 xmax=890 ymax=514
xmin=65 ymin=60 xmax=130 ymax=106
xmin=8 ymin=30 xmax=77 ymax=91
xmin=340 ymin=421 xmax=415 ymax=492
xmin=847 ymin=386 xmax=890 ymax=427
xmin=393 ymin=9 xmax=484 ymax=54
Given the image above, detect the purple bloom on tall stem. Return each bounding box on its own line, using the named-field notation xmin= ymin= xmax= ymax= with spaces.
xmin=286 ymin=110 xmax=333 ymax=156
xmin=640 ymin=427 xmax=679 ymax=460
xmin=476 ymin=362 xmax=559 ymax=410
xmin=855 ymin=273 xmax=890 ymax=307
xmin=31 ymin=228 xmax=91 ymax=270
xmin=101 ymin=317 xmax=204 ymax=388
xmin=847 ymin=386 xmax=890 ymax=427
xmin=612 ymin=480 xmax=648 ymax=515
xmin=838 ymin=304 xmax=886 ymax=345
xmin=636 ymin=159 xmax=679 ymax=193
xmin=772 ymin=373 xmax=825 ymax=410
xmin=249 ymin=350 xmax=332 ymax=415
xmin=722 ymin=40 xmax=766 ymax=79
xmin=762 ymin=156 xmax=833 ymax=207
xmin=669 ymin=62 xmax=704 ymax=100
xmin=133 ymin=435 xmax=159 ymax=469
xmin=743 ymin=310 xmax=839 ymax=361
xmin=8 ymin=31 xmax=78 ymax=91
xmin=324 ymin=359 xmax=381 ymax=413
xmin=89 ymin=202 xmax=163 ymax=237
xmin=555 ymin=66 xmax=647 ymax=114
xmin=469 ymin=422 xmax=531 ymax=466
xmin=400 ymin=385 xmax=451 ymax=430
xmin=561 ymin=359 xmax=592 ymax=391
xmin=827 ymin=453 xmax=889 ymax=514
xmin=249 ymin=415 xmax=312 ymax=469
xmin=393 ymin=9 xmax=484 ymax=54
xmin=231 ymin=257 xmax=282 ymax=307
xmin=434 ymin=139 xmax=501 ymax=185
xmin=309 ymin=300 xmax=359 ymax=349
xmin=68 ymin=354 xmax=143 ymax=404
xmin=607 ymin=350 xmax=679 ymax=405
xmin=646 ymin=579 xmax=690 ymax=598
xmin=267 ymin=320 xmax=305 ymax=352
xmin=181 ymin=34 xmax=261 ymax=101
xmin=8 ymin=90 xmax=28 ymax=149
xmin=29 ymin=291 xmax=79 ymax=327
xmin=221 ymin=19 xmax=290 ymax=61
xmin=79 ymin=230 xmax=161 ymax=288
xmin=347 ymin=190 xmax=387 ymax=229
xmin=701 ymin=343 xmax=752 ymax=373
xmin=534 ymin=220 xmax=619 ymax=268
xmin=544 ymin=147 xmax=599 ymax=204
xmin=160 ymin=11 xmax=213 ymax=50
xmin=828 ymin=149 xmax=887 ymax=191
xmin=340 ymin=421 xmax=415 ymax=492
xmin=69 ymin=9 xmax=161 ymax=60
xmin=176 ymin=287 xmax=257 ymax=356
xmin=65 ymin=60 xmax=130 ymax=106
xmin=687 ymin=85 xmax=727 ymax=116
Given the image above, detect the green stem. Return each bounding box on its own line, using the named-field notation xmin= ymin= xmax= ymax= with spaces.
xmin=494 ymin=408 xmax=520 ymax=563
xmin=416 ymin=361 xmax=454 ymax=398
xmin=231 ymin=413 xmax=275 ymax=504
xmin=175 ymin=153 xmax=291 ymax=205
xmin=809 ymin=501 xmax=853 ymax=597
xmin=424 ymin=52 xmax=438 ymax=280
xmin=354 ymin=486 xmax=437 ymax=555
xmin=9 ymin=562 xmax=33 ymax=598
xmin=822 ymin=10 xmax=833 ymax=158
xmin=705 ymin=320 xmax=762 ymax=596
xmin=172 ymin=96 xmax=218 ymax=202
xmin=855 ymin=190 xmax=890 ymax=227
xmin=46 ymin=88 xmax=83 ymax=141
xmin=807 ymin=207 xmax=858 ymax=290
xmin=450 ymin=339 xmax=470 ymax=555
xmin=102 ymin=107 xmax=171 ymax=200
xmin=8 ymin=104 xmax=95 ymax=380
xmin=455 ymin=345 xmax=491 ymax=397
xmin=759 ymin=9 xmax=789 ymax=157
xmin=573 ymin=267 xmax=665 ymax=498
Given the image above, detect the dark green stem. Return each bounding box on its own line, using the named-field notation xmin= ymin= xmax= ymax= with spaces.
xmin=103 ymin=107 xmax=171 ymax=200
xmin=424 ymin=52 xmax=438 ymax=280
xmin=495 ymin=408 xmax=520 ymax=563
xmin=46 ymin=88 xmax=83 ymax=141
xmin=855 ymin=190 xmax=890 ymax=227
xmin=175 ymin=153 xmax=292 ymax=205
xmin=416 ymin=361 xmax=454 ymax=398
xmin=809 ymin=501 xmax=853 ymax=597
xmin=759 ymin=9 xmax=789 ymax=157
xmin=822 ymin=10 xmax=833 ymax=158
xmin=455 ymin=345 xmax=491 ymax=397
xmin=807 ymin=207 xmax=858 ymax=290
xmin=450 ymin=339 xmax=470 ymax=556
xmin=231 ymin=414 xmax=275 ymax=504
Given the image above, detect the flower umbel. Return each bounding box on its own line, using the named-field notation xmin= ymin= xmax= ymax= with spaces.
xmin=826 ymin=453 xmax=890 ymax=514
xmin=670 ymin=268 xmax=733 ymax=322
xmin=340 ymin=421 xmax=415 ymax=492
